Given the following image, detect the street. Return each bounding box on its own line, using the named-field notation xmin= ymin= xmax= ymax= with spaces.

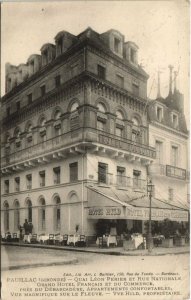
xmin=1 ymin=245 xmax=189 ymax=300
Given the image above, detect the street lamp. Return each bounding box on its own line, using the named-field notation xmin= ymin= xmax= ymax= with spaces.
xmin=147 ymin=179 xmax=154 ymax=253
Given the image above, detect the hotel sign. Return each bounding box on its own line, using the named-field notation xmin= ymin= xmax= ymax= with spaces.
xmin=88 ymin=206 xmax=188 ymax=222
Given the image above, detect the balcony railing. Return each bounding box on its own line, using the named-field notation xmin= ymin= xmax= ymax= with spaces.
xmin=1 ymin=127 xmax=156 ymax=168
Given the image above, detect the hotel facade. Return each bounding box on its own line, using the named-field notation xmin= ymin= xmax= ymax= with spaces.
xmin=1 ymin=28 xmax=189 ymax=243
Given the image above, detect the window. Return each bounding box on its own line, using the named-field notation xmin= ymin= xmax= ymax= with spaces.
xmin=116 ymin=127 xmax=123 ymax=137
xmin=16 ymin=101 xmax=20 ymax=111
xmin=43 ymin=50 xmax=48 ymax=65
xmin=14 ymin=201 xmax=20 ymax=230
xmin=27 ymin=93 xmax=32 ymax=104
xmin=130 ymin=48 xmax=136 ymax=63
xmin=39 ymin=171 xmax=45 ymax=187
xmin=55 ymin=75 xmax=61 ymax=87
xmin=26 ymin=174 xmax=32 ymax=190
xmin=172 ymin=113 xmax=178 ymax=128
xmin=116 ymin=74 xmax=124 ymax=88
xmin=57 ymin=38 xmax=63 ymax=54
xmin=54 ymin=196 xmax=61 ymax=230
xmin=117 ymin=166 xmax=126 ymax=185
xmin=39 ymin=198 xmax=46 ymax=230
xmin=133 ymin=170 xmax=141 ymax=189
xmin=4 ymin=202 xmax=9 ymax=231
xmin=27 ymin=199 xmax=32 ymax=222
xmin=30 ymin=61 xmax=35 ymax=73
xmin=98 ymin=162 xmax=108 ymax=184
xmin=4 ymin=180 xmax=9 ymax=194
xmin=156 ymin=106 xmax=163 ymax=122
xmin=15 ymin=177 xmax=20 ymax=192
xmin=6 ymin=107 xmax=10 ymax=117
xmin=70 ymin=162 xmax=78 ymax=182
xmin=171 ymin=146 xmax=178 ymax=167
xmin=97 ymin=65 xmax=106 ymax=80
xmin=40 ymin=85 xmax=46 ymax=97
xmin=114 ymin=37 xmax=120 ymax=53
xmin=53 ymin=167 xmax=60 ymax=184
xmin=97 ymin=120 xmax=105 ymax=131
xmin=132 ymin=83 xmax=139 ymax=96
xmin=168 ymin=188 xmax=173 ymax=201
xmin=155 ymin=141 xmax=163 ymax=164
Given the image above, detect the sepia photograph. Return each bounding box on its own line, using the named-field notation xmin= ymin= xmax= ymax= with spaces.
xmin=1 ymin=1 xmax=190 ymax=300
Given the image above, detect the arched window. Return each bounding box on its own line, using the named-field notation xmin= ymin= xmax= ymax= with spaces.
xmin=97 ymin=102 xmax=107 ymax=131
xmin=14 ymin=200 xmax=20 ymax=230
xmin=53 ymin=196 xmax=61 ymax=231
xmin=132 ymin=117 xmax=140 ymax=143
xmin=116 ymin=110 xmax=124 ymax=137
xmin=70 ymin=102 xmax=79 ymax=112
xmin=4 ymin=202 xmax=9 ymax=232
xmin=70 ymin=101 xmax=79 ymax=131
xmin=39 ymin=117 xmax=47 ymax=142
xmin=14 ymin=127 xmax=21 ymax=148
xmin=26 ymin=199 xmax=32 ymax=223
xmin=38 ymin=197 xmax=46 ymax=231
xmin=53 ymin=110 xmax=62 ymax=137
xmin=26 ymin=122 xmax=33 ymax=144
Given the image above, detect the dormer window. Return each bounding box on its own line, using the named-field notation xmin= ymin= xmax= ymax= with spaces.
xmin=43 ymin=50 xmax=48 ymax=65
xmin=172 ymin=113 xmax=178 ymax=128
xmin=30 ymin=60 xmax=35 ymax=73
xmin=156 ymin=105 xmax=163 ymax=122
xmin=114 ymin=37 xmax=120 ymax=53
xmin=130 ymin=48 xmax=136 ymax=63
xmin=57 ymin=38 xmax=63 ymax=55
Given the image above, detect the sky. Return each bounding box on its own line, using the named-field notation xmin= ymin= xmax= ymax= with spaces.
xmin=1 ymin=1 xmax=190 ymax=119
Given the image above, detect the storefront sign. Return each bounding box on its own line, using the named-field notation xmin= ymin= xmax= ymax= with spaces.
xmin=88 ymin=206 xmax=188 ymax=222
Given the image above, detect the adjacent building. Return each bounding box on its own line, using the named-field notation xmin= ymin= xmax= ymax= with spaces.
xmin=1 ymin=28 xmax=189 ymax=243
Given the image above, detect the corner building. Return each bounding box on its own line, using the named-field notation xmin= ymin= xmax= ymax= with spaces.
xmin=1 ymin=28 xmax=188 ymax=243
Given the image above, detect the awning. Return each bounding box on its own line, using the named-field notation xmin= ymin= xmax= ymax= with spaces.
xmin=86 ymin=185 xmax=189 ymax=222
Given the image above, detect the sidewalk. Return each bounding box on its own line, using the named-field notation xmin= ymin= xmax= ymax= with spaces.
xmin=2 ymin=241 xmax=189 ymax=256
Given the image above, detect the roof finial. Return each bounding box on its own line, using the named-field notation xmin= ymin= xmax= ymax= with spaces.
xmin=157 ymin=69 xmax=162 ymax=98
xmin=174 ymin=70 xmax=178 ymax=93
xmin=168 ymin=65 xmax=174 ymax=96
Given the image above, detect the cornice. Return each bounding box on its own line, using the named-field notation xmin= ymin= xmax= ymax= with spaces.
xmin=150 ymin=121 xmax=189 ymax=139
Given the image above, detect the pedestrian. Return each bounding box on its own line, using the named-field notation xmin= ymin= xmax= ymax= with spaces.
xmin=23 ymin=219 xmax=29 ymax=235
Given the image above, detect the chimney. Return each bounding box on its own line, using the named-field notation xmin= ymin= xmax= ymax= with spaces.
xmin=168 ymin=65 xmax=174 ymax=96
xmin=174 ymin=71 xmax=178 ymax=93
xmin=157 ymin=70 xmax=161 ymax=98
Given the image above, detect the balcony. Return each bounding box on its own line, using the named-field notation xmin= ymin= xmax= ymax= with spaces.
xmin=148 ymin=163 xmax=188 ymax=181
xmin=1 ymin=127 xmax=156 ymax=171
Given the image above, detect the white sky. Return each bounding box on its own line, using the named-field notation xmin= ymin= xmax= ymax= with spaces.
xmin=1 ymin=1 xmax=190 ymax=120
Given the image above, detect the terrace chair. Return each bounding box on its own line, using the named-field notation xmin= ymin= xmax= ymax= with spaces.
xmin=76 ymin=235 xmax=86 ymax=247
xmin=54 ymin=233 xmax=61 ymax=246
xmin=30 ymin=234 xmax=38 ymax=244
xmin=48 ymin=234 xmax=55 ymax=245
xmin=61 ymin=234 xmax=68 ymax=246
xmin=5 ymin=232 xmax=12 ymax=242
xmin=98 ymin=236 xmax=108 ymax=248
xmin=12 ymin=233 xmax=19 ymax=242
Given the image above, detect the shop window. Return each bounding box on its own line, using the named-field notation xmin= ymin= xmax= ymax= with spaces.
xmin=26 ymin=174 xmax=32 ymax=190
xmin=40 ymin=85 xmax=46 ymax=97
xmin=55 ymin=75 xmax=61 ymax=87
xmin=70 ymin=162 xmax=78 ymax=182
xmin=114 ymin=37 xmax=120 ymax=53
xmin=155 ymin=140 xmax=163 ymax=164
xmin=116 ymin=74 xmax=124 ymax=88
xmin=15 ymin=177 xmax=20 ymax=192
xmin=4 ymin=180 xmax=9 ymax=194
xmin=27 ymin=93 xmax=32 ymax=105
xmin=39 ymin=170 xmax=45 ymax=187
xmin=4 ymin=202 xmax=9 ymax=231
xmin=98 ymin=162 xmax=108 ymax=184
xmin=14 ymin=201 xmax=20 ymax=230
xmin=53 ymin=167 xmax=60 ymax=184
xmin=97 ymin=65 xmax=106 ymax=80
